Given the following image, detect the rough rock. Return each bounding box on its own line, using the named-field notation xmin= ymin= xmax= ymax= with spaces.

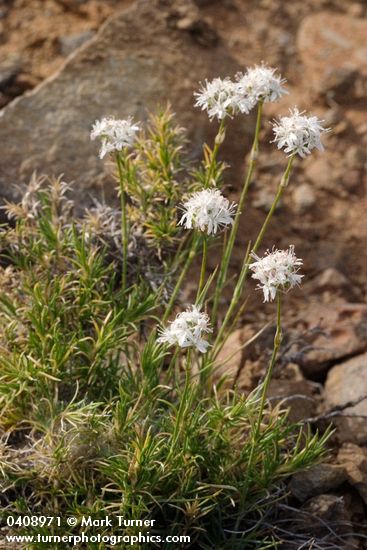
xmin=252 ymin=188 xmax=279 ymax=212
xmin=304 ymin=155 xmax=342 ymax=193
xmin=215 ymin=328 xmax=244 ymax=385
xmin=267 ymin=378 xmax=319 ymax=422
xmin=306 ymin=268 xmax=349 ymax=294
xmin=324 ymin=353 xmax=367 ymax=444
xmin=0 ymin=55 xmax=22 ymax=91
xmin=59 ymin=31 xmax=95 ymax=56
xmin=0 ymin=0 xmax=245 ymax=207
xmin=292 ymin=182 xmax=316 ymax=213
xmin=337 ymin=443 xmax=367 ymax=505
xmin=315 ymin=67 xmax=358 ymax=103
xmin=314 ymin=268 xmax=349 ymax=290
xmin=300 ymin=494 xmax=351 ymax=538
xmin=293 ymin=303 xmax=367 ymax=377
xmin=297 ymin=13 xmax=367 ymax=95
xmin=289 ymin=464 xmax=346 ymax=502
xmin=215 ymin=325 xmax=266 ymax=389
xmin=345 ymin=144 xmax=366 ymax=169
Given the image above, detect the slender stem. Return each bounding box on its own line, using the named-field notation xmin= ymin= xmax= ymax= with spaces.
xmin=163 ymin=235 xmax=199 ymax=322
xmin=212 ymin=154 xmax=295 ymax=352
xmin=165 ymin=348 xmax=180 ymax=388
xmin=116 ymin=153 xmax=129 ymax=293
xmin=163 ymin=121 xmax=225 ymax=321
xmin=196 ymin=236 xmax=207 ymax=303
xmin=211 ymin=242 xmax=251 ymax=357
xmin=234 ymin=292 xmax=282 ymax=532
xmin=185 ymin=348 xmax=192 ymax=388
xmin=212 ymin=101 xmax=263 ymax=325
xmin=252 ymin=154 xmax=295 ymax=255
xmin=205 ymin=120 xmax=226 ymax=188
xmin=169 ymin=349 xmax=192 ymax=455
xmin=255 ymin=291 xmax=282 ymax=438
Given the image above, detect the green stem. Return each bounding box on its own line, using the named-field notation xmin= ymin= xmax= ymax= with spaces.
xmin=196 ymin=236 xmax=207 ymax=303
xmin=169 ymin=349 xmax=192 ymax=454
xmin=255 ymin=291 xmax=282 ymax=438
xmin=205 ymin=119 xmax=226 ymax=188
xmin=165 ymin=348 xmax=180 ymax=388
xmin=163 ymin=120 xmax=225 ymax=321
xmin=252 ymin=155 xmax=295 ymax=255
xmin=212 ymin=154 xmax=295 ymax=353
xmin=212 ymin=101 xmax=263 ymax=325
xmin=234 ymin=292 xmax=282 ymax=532
xmin=163 ymin=235 xmax=199 ymax=322
xmin=211 ymin=242 xmax=251 ymax=357
xmin=116 ymin=153 xmax=129 ymax=293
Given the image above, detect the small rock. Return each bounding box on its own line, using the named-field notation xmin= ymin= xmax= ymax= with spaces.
xmin=304 ymin=156 xmax=339 ymax=192
xmin=356 ymin=122 xmax=367 ymax=136
xmin=324 ymin=353 xmax=367 ymax=445
xmin=289 ymin=464 xmax=346 ymax=502
xmin=301 ymin=494 xmax=351 ymax=537
xmin=0 ymin=55 xmax=22 ymax=92
xmin=337 ymin=443 xmax=367 ymax=505
xmin=215 ymin=328 xmax=245 ymax=385
xmin=323 ymin=107 xmax=343 ymax=127
xmin=293 ymin=303 xmax=367 ymax=377
xmin=59 ymin=31 xmax=95 ymax=56
xmin=315 ymin=67 xmax=358 ymax=103
xmin=267 ymin=378 xmax=319 ymax=422
xmin=341 ymin=169 xmax=364 ymax=193
xmin=252 ymin=188 xmax=279 ymax=211
xmin=292 ymin=182 xmax=316 ymax=213
xmin=297 ymin=13 xmax=367 ymax=93
xmin=175 ymin=17 xmax=218 ymax=45
xmin=280 ymin=493 xmax=354 ymax=545
xmin=176 ymin=16 xmax=198 ymax=30
xmin=347 ymin=3 xmax=364 ymax=17
xmin=310 ymin=268 xmax=349 ymax=293
xmin=345 ymin=145 xmax=366 ymax=168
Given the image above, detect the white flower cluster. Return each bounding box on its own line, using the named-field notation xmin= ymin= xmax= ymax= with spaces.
xmin=178 ymin=189 xmax=236 ymax=235
xmin=250 ymin=246 xmax=303 ymax=302
xmin=236 ymin=64 xmax=288 ymax=105
xmin=91 ymin=116 xmax=140 ymax=159
xmin=194 ymin=65 xmax=287 ymax=120
xmin=158 ymin=305 xmax=212 ymax=353
xmin=272 ymin=108 xmax=328 ymax=158
xmin=194 ymin=77 xmax=242 ymax=121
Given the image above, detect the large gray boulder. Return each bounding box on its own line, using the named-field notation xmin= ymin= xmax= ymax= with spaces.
xmin=0 ymin=0 xmax=247 ymax=207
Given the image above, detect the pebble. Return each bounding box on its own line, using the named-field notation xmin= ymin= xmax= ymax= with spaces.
xmin=292 ymin=182 xmax=316 ymax=213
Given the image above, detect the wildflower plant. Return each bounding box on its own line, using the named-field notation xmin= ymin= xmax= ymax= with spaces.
xmin=0 ymin=65 xmax=332 ymax=548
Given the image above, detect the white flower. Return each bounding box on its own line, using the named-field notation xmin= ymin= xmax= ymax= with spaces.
xmin=194 ymin=77 xmax=241 ymax=120
xmin=236 ymin=64 xmax=287 ymax=106
xmin=178 ymin=189 xmax=236 ymax=235
xmin=250 ymin=246 xmax=303 ymax=302
xmin=91 ymin=116 xmax=139 ymax=158
xmin=272 ymin=108 xmax=329 ymax=158
xmin=158 ymin=305 xmax=212 ymax=353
